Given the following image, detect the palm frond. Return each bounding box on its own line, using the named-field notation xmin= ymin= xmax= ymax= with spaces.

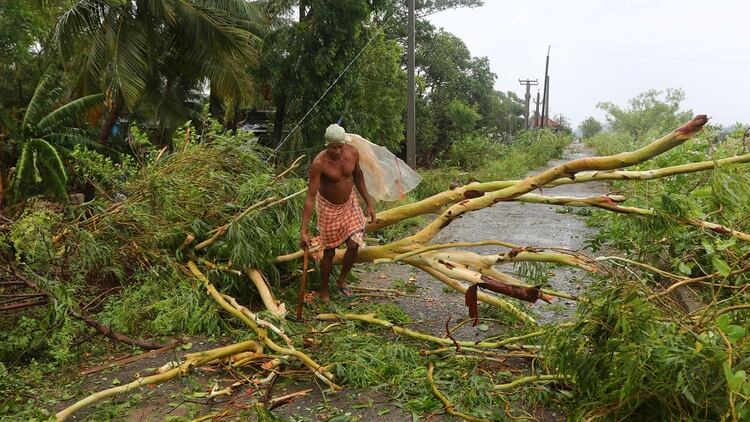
xmin=22 ymin=68 xmax=61 ymax=134
xmin=37 ymin=94 xmax=105 ymax=134
xmin=141 ymin=0 xmax=176 ymax=24
xmin=12 ymin=138 xmax=68 ymax=201
xmin=45 ymin=129 xmax=101 ymax=151
xmin=55 ymin=0 xmax=108 ymax=60
xmin=175 ymin=0 xmax=260 ymax=65
xmin=110 ymin=15 xmax=150 ymax=108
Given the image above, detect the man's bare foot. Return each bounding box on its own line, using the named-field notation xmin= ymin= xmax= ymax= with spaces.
xmin=319 ymin=290 xmax=331 ymax=303
xmin=336 ymin=280 xmax=353 ymax=297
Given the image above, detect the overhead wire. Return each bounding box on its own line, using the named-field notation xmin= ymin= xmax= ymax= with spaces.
xmin=553 ymin=45 xmax=750 ymax=65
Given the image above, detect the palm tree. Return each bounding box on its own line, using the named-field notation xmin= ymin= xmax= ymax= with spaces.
xmin=54 ymin=0 xmax=264 ymax=145
xmin=2 ymin=67 xmax=104 ymax=203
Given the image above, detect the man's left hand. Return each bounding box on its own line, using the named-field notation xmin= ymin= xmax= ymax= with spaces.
xmin=367 ymin=205 xmax=377 ymax=224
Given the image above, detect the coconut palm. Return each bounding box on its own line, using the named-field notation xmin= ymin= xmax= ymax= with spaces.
xmin=2 ymin=67 xmax=104 ymax=203
xmin=54 ymin=0 xmax=264 ymax=144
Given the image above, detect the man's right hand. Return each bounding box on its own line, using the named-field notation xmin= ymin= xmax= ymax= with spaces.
xmin=300 ymin=231 xmax=309 ymax=250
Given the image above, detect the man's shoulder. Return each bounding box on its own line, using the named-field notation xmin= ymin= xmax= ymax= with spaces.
xmin=343 ymin=144 xmax=358 ymax=158
xmin=310 ymin=152 xmax=326 ymax=170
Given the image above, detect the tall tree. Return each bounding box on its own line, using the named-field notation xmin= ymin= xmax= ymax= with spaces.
xmin=54 ymin=0 xmax=264 ymax=145
xmin=260 ymin=0 xmax=485 ymax=159
xmin=597 ymin=88 xmax=692 ymax=140
xmin=578 ymin=116 xmax=603 ymax=139
xmin=0 ymin=0 xmax=72 ymax=112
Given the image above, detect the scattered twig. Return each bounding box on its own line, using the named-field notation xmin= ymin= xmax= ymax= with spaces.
xmin=492 ymin=374 xmax=571 ymax=392
xmin=56 ymin=341 xmax=263 ymax=421
xmin=80 ymin=343 xmax=180 ymax=375
xmin=272 ymin=155 xmax=305 ymax=182
xmin=427 ymin=362 xmax=491 ymax=422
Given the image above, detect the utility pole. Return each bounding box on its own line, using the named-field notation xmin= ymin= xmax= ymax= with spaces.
xmin=540 ymin=45 xmax=550 ymax=128
xmin=533 ymin=90 xmax=541 ymax=128
xmin=518 ymin=79 xmax=538 ymax=130
xmin=544 ymin=77 xmax=550 ymax=125
xmin=406 ymin=0 xmax=416 ymax=168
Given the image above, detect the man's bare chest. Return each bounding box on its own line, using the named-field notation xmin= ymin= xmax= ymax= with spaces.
xmin=320 ymin=159 xmax=355 ymax=182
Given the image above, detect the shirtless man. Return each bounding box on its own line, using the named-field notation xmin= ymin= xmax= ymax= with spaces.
xmin=300 ymin=124 xmax=376 ymax=303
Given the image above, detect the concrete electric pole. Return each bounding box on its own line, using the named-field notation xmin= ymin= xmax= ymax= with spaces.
xmin=541 ymin=46 xmax=550 ymax=128
xmin=518 ymin=79 xmax=538 ymax=130
xmin=406 ymin=0 xmax=416 ymax=168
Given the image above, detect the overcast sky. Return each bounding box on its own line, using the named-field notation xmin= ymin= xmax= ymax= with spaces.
xmin=428 ymin=0 xmax=750 ymax=128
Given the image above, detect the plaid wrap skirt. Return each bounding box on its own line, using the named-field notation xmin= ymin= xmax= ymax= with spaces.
xmin=316 ymin=192 xmax=366 ymax=249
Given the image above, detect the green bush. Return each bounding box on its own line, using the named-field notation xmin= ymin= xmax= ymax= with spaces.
xmin=545 ymin=279 xmax=747 ymax=420
xmin=414 ymin=129 xmax=571 ymax=198
xmin=571 ymin=123 xmax=750 ymax=420
xmin=446 ymin=134 xmax=498 ymax=170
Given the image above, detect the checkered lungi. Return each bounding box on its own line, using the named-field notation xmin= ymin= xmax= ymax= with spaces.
xmin=316 ymin=192 xmax=366 ymax=249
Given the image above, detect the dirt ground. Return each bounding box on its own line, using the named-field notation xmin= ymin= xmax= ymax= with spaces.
xmin=55 ymin=140 xmax=605 ymax=421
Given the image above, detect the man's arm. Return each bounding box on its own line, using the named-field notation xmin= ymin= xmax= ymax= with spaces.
xmin=352 ymin=149 xmax=376 ymax=224
xmin=300 ymin=159 xmax=321 ymax=248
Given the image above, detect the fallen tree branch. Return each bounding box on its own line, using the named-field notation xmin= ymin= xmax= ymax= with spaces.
xmin=0 ymin=298 xmax=48 ymax=311
xmin=80 ymin=343 xmax=180 ymax=375
xmin=196 ymin=188 xmax=305 ymax=251
xmin=535 ymin=195 xmax=750 ymax=242
xmin=415 ymin=265 xmax=536 ymax=325
xmin=273 ymin=155 xmax=305 ymax=182
xmin=411 ymin=115 xmax=708 ymax=244
xmin=70 ymin=310 xmax=168 ymax=350
xmin=55 ymin=341 xmax=262 ymax=421
xmin=316 ymin=313 xmax=541 ymax=350
xmin=422 ymin=347 xmax=537 ymax=359
xmin=187 ymin=261 xmax=340 ymax=390
xmin=428 ymin=361 xmax=491 ymax=422
xmin=492 ymin=374 xmax=571 ymax=392
xmin=646 ymin=264 xmax=750 ymax=301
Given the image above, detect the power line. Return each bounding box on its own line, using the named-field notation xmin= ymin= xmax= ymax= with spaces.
xmin=554 ymin=45 xmax=750 ymax=65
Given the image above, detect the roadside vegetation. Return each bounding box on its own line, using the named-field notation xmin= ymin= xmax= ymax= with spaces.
xmin=548 ymin=90 xmax=750 ymax=420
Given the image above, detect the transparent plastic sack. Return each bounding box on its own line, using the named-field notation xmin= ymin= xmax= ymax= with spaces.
xmin=346 ymin=133 xmax=422 ymax=202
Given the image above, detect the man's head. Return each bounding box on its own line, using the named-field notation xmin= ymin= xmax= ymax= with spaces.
xmin=324 ymin=124 xmax=348 ymax=146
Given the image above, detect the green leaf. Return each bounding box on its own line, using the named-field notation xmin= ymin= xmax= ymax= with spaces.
xmin=181 ymin=342 xmax=193 ymax=350
xmin=677 ymin=261 xmax=692 ymax=276
xmin=727 ymin=369 xmax=747 ymax=392
xmin=36 ymin=93 xmax=105 ymax=134
xmin=712 ymin=256 xmax=731 ymax=277
xmin=716 ymin=314 xmax=731 ymax=331
xmin=476 ymin=324 xmax=489 ymax=332
xmin=377 ymin=408 xmax=391 ymax=416
xmin=111 ymin=378 xmax=121 ymax=385
xmin=726 ymin=326 xmax=746 ymax=344
xmin=716 ymin=238 xmax=737 ymax=251
xmin=702 ymin=240 xmax=715 ymax=255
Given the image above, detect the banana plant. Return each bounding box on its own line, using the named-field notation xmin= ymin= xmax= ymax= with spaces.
xmin=4 ymin=67 xmax=104 ymax=203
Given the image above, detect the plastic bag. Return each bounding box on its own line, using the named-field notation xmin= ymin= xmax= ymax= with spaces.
xmin=346 ymin=133 xmax=422 ymax=202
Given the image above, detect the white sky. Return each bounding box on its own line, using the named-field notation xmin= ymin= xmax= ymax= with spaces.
xmin=428 ymin=0 xmax=750 ymax=128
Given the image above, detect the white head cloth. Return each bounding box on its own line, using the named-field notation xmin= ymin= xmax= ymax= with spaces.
xmin=324 ymin=124 xmax=348 ymax=144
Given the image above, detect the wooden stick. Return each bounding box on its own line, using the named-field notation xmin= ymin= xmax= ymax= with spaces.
xmin=297 ymin=247 xmax=310 ymax=320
